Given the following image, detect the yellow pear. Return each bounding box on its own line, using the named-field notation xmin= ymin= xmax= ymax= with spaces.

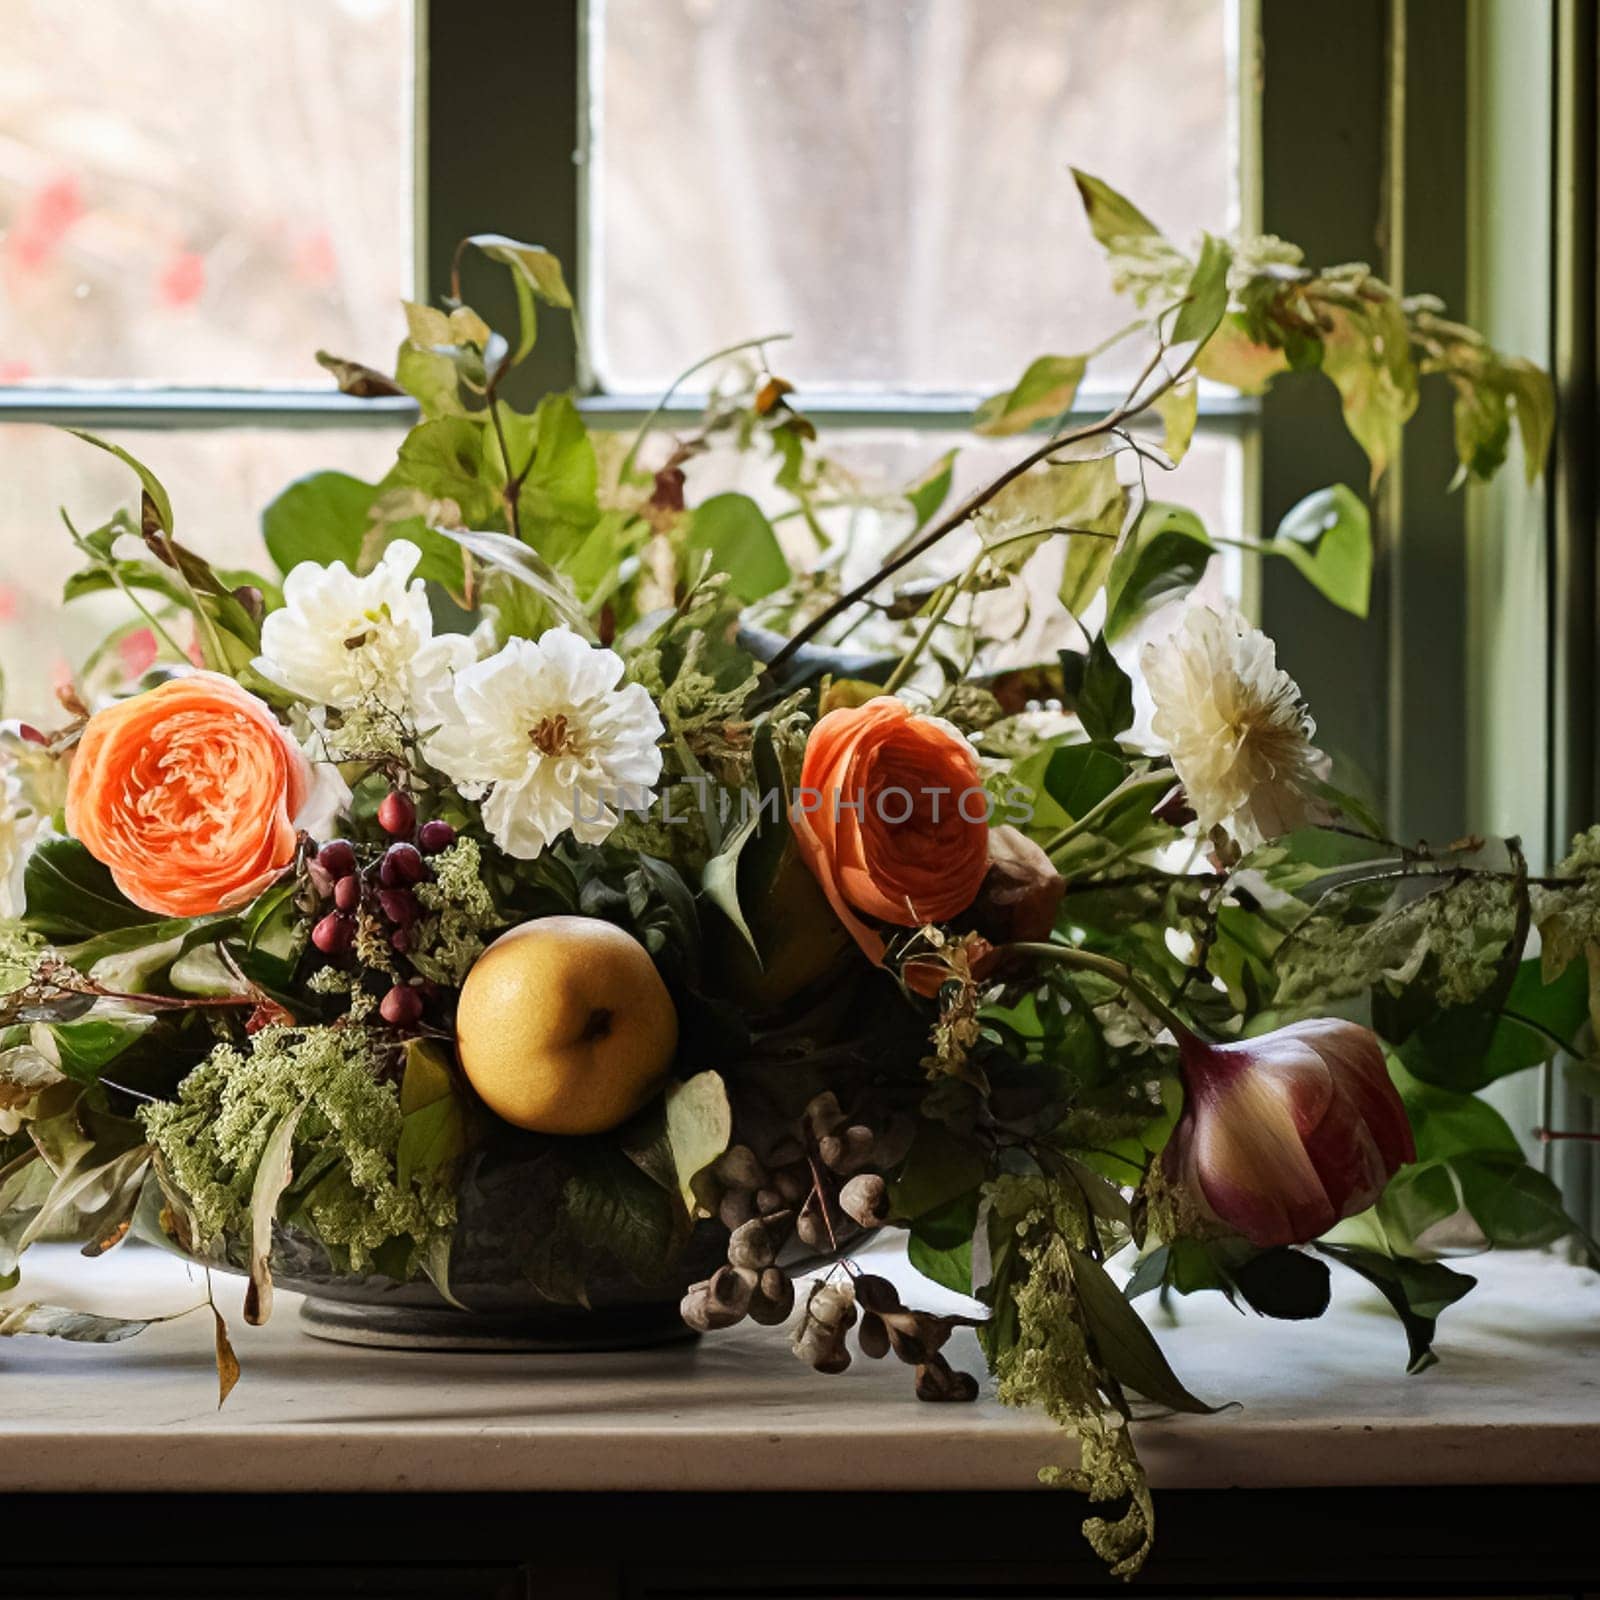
xmin=455 ymin=915 xmax=678 ymax=1135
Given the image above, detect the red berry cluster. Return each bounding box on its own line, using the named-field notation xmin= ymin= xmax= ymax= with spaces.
xmin=304 ymin=791 xmax=457 ymax=1029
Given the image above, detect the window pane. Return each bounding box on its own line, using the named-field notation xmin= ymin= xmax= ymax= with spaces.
xmin=588 ymin=0 xmax=1236 ymax=395
xmin=0 ymin=426 xmax=404 ymax=722
xmin=0 ymin=0 xmax=413 ymax=387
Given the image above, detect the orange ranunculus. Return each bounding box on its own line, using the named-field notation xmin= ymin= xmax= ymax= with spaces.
xmin=66 ymin=671 xmax=311 ymax=918
xmin=790 ymin=698 xmax=991 ymax=962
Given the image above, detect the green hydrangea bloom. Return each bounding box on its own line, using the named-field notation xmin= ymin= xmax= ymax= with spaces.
xmin=140 ymin=1023 xmax=454 ymax=1275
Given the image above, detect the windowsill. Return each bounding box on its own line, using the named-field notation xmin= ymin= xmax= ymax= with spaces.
xmin=3 ymin=1244 xmax=1596 ymax=1494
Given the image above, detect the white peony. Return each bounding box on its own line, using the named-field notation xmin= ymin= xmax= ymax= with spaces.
xmin=424 ymin=628 xmax=665 ymax=860
xmin=1142 ymin=603 xmax=1331 ymax=851
xmin=253 ymin=539 xmax=473 ymax=721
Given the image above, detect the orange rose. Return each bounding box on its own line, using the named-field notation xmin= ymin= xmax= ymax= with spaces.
xmin=790 ymin=698 xmax=990 ymax=962
xmin=66 ymin=671 xmax=311 ymax=918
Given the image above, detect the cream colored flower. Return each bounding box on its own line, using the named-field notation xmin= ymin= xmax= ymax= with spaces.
xmin=424 ymin=629 xmax=664 ymax=860
xmin=253 ymin=539 xmax=472 ymax=720
xmin=1142 ymin=604 xmax=1330 ymax=849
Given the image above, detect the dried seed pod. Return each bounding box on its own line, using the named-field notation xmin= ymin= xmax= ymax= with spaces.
xmin=852 ymin=1273 xmax=900 ymax=1315
xmin=819 ymin=1125 xmax=875 ymax=1176
xmin=857 ymin=1310 xmax=890 ymax=1360
xmin=708 ymin=1264 xmax=756 ymax=1320
xmin=766 ymin=1136 xmax=805 ymax=1167
xmin=809 ymin=1280 xmax=857 ymax=1332
xmin=839 ymin=1173 xmax=890 ymax=1229
xmin=795 ymin=1200 xmax=831 ymax=1251
xmin=713 ymin=1145 xmax=767 ymax=1192
xmin=748 ymin=1268 xmax=795 ymax=1327
xmin=803 ymin=1091 xmax=846 ymax=1141
xmin=915 ymin=1355 xmax=979 ymax=1403
xmin=679 ymin=1284 xmax=716 ymax=1333
xmin=727 ymin=1218 xmax=777 ymax=1272
xmin=813 ymin=1344 xmax=852 ymax=1375
xmin=772 ymin=1164 xmax=810 ymax=1204
xmin=755 ymin=1186 xmax=786 ymax=1216
xmin=719 ymin=1189 xmax=756 ymax=1231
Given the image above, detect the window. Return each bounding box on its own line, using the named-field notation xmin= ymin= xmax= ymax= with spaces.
xmin=0 ymin=0 xmax=416 ymax=718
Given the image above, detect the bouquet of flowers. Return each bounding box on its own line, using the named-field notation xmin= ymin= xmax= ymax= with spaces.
xmin=2 ymin=172 xmax=1589 ymax=1574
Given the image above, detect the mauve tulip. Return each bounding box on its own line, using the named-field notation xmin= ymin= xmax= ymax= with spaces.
xmin=1164 ymin=1019 xmax=1415 ymax=1248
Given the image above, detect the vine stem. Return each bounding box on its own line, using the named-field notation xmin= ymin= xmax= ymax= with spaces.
xmin=762 ymin=340 xmax=1188 ymax=678
xmin=1005 ymin=940 xmax=1192 ymax=1042
xmin=1043 ymin=770 xmax=1173 ymax=859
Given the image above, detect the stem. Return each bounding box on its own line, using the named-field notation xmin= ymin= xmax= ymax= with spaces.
xmin=762 ymin=344 xmax=1190 ymax=679
xmin=1536 ymin=1128 xmax=1600 ymax=1144
xmin=1043 ymin=770 xmax=1173 ymax=858
xmin=1006 ymin=941 xmax=1192 ymax=1041
xmin=486 ymin=385 xmax=523 ymax=543
xmin=618 ymin=332 xmax=792 ymax=483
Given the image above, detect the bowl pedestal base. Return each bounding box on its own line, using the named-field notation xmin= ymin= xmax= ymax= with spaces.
xmin=297 ymin=1295 xmax=697 ymax=1353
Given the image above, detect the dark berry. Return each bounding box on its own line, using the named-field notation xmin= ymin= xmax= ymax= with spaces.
xmin=317 ymin=838 xmax=357 ymax=880
xmin=390 ymin=927 xmax=414 ymax=954
xmin=379 ymin=985 xmax=423 ymax=1027
xmin=379 ymin=842 xmax=426 ymax=887
xmin=378 ymin=791 xmax=416 ymax=837
xmin=311 ymin=911 xmax=354 ymax=956
xmin=333 ymin=875 xmax=362 ymax=913
xmin=417 ymin=819 xmax=456 ymax=855
xmin=377 ymin=887 xmax=417 ymax=925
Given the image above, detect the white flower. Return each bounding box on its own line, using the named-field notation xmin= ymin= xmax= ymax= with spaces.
xmin=1141 ymin=603 xmax=1330 ymax=850
xmin=253 ymin=540 xmax=473 ymax=720
xmin=424 ymin=628 xmax=664 ymax=859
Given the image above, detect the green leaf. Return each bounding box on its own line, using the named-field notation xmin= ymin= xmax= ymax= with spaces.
xmin=244 ymin=1104 xmax=304 ymax=1326
xmin=1067 ymin=1244 xmax=1221 ymax=1413
xmin=1454 ymin=1150 xmax=1592 ymax=1254
xmin=465 ymin=234 xmax=575 ymax=365
xmin=563 ymin=1139 xmax=684 ymax=1286
xmin=1171 ymin=233 xmax=1232 ymax=348
xmin=491 ymin=393 xmax=601 ymax=547
xmin=434 ymin=528 xmax=596 ymax=639
xmin=1152 ymin=377 xmax=1197 ymax=464
xmin=663 ymin=1070 xmax=733 ymax=1219
xmin=1321 ymin=298 xmax=1419 ymax=488
xmin=22 ymin=839 xmax=148 ymax=942
xmin=1043 ymin=742 xmax=1126 ymax=822
xmin=68 ymin=431 xmax=174 ymax=535
xmin=907 ymin=1190 xmax=978 ymax=1296
xmin=391 ymin=417 xmax=499 ymax=526
xmin=1076 ymin=634 xmax=1134 ymax=747
xmin=1071 ymin=170 xmax=1162 ymax=250
xmin=1389 ymin=1056 xmax=1521 ymax=1163
xmin=0 ymin=1302 xmax=152 ymax=1343
xmin=44 ymin=1015 xmax=156 ymax=1086
xmin=905 ymin=448 xmax=958 ymax=530
xmin=889 ymin=1123 xmax=989 ymax=1222
xmin=683 ymin=492 xmax=790 ymax=602
xmin=1103 ymin=503 xmax=1213 ymax=641
xmin=1229 ymin=1247 xmax=1332 ymax=1320
xmin=396 ymin=1040 xmax=467 ymax=1192
xmin=1507 ymin=360 xmax=1555 ymax=485
xmin=701 ymin=808 xmax=763 ymax=958
xmin=262 ymin=471 xmax=379 ymax=577
xmin=1316 ymin=1243 xmax=1475 ymax=1373
xmin=1268 ymin=484 xmax=1372 ymax=618
xmin=975 ymin=354 xmax=1087 ymax=436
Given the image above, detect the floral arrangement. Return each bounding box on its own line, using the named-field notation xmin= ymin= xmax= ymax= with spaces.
xmin=2 ymin=173 xmax=1591 ymax=1575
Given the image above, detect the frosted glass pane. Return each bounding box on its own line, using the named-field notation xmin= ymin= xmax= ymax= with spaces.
xmin=0 ymin=427 xmax=404 ymax=722
xmin=589 ymin=0 xmax=1235 ymax=394
xmin=0 ymin=0 xmax=413 ymax=386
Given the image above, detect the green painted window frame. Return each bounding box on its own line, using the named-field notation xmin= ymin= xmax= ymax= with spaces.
xmin=1 ymin=0 xmax=1590 ymax=1213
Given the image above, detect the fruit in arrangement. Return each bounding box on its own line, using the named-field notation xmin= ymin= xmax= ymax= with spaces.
xmin=454 ymin=915 xmax=678 ymax=1135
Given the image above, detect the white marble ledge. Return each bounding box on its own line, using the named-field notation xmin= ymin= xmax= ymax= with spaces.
xmin=1 ymin=1243 xmax=1597 ymax=1494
